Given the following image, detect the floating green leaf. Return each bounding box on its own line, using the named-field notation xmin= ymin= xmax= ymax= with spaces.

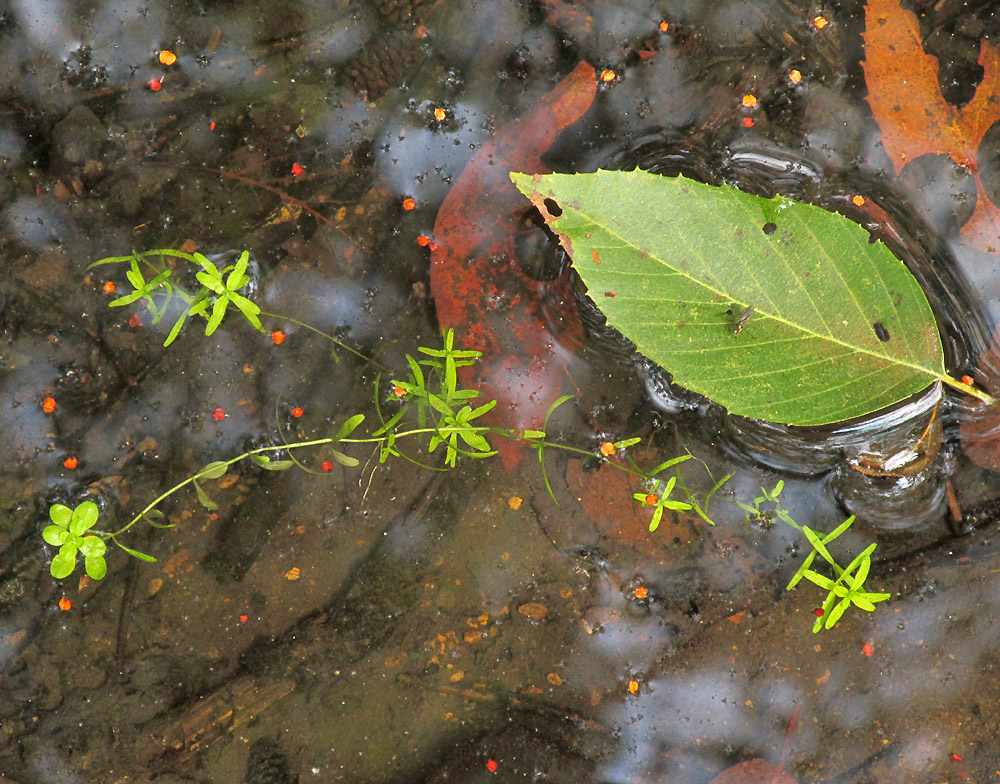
xmin=511 ymin=169 xmax=989 ymax=425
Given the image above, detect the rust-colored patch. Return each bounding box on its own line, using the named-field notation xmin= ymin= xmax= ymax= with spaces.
xmin=591 ymin=248 xmax=601 ymax=264
xmin=430 ymin=62 xmax=595 ymax=469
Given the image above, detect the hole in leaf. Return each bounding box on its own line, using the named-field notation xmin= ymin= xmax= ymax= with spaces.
xmin=543 ymin=198 xmax=562 ymax=216
xmin=873 ymin=321 xmax=890 ymax=342
xmin=762 ymin=222 xmax=777 ymax=235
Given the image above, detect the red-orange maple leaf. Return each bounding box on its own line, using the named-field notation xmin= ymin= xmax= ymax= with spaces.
xmin=862 ymin=0 xmax=1000 ymax=252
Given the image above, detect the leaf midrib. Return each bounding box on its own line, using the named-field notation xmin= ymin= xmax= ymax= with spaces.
xmin=562 ymin=195 xmax=945 ymax=384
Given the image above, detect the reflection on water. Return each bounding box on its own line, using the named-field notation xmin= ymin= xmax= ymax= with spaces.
xmin=2 ymin=0 xmax=1000 ymax=781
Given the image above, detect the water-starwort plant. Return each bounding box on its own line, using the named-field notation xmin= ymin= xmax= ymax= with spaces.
xmin=42 ymin=245 xmax=890 ymax=632
xmin=738 ymin=481 xmax=891 ymax=632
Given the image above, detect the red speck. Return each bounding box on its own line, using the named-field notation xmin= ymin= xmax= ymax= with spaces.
xmin=741 ymin=117 xmax=755 ymax=128
xmin=417 ymin=234 xmax=431 ymax=246
xmin=58 ymin=597 xmax=72 ymax=611
xmin=63 ymin=457 xmax=78 ymax=469
xmin=634 ymin=586 xmax=649 ymax=599
xmin=961 ymin=375 xmax=975 ymax=386
xmin=42 ymin=397 xmax=57 ymax=413
xmin=428 ymin=241 xmax=439 ymax=251
xmin=393 ymin=385 xmax=406 ymax=398
xmin=292 ymin=407 xmax=304 ymax=418
xmin=148 ymin=77 xmax=162 ymax=91
xmin=102 ymin=281 xmax=116 ymax=294
xmin=291 ymin=162 xmax=305 ymax=177
xmin=402 ymin=197 xmax=416 ymax=211
xmin=321 ymin=461 xmax=333 ymax=472
xmin=949 ymin=752 xmax=963 ymax=763
xmin=604 ymin=290 xmax=617 ymax=297
xmin=129 ymin=313 xmax=142 ymax=328
xmin=644 ymin=494 xmax=658 ymax=506
xmin=486 ymin=760 xmax=498 ymax=773
xmin=209 ymin=121 xmax=216 ymax=131
xmin=212 ymin=408 xmax=226 ymax=421
xmin=659 ymin=21 xmax=669 ymax=32
xmin=862 ymin=642 xmax=874 ymax=657
xmin=271 ymin=330 xmax=286 ymax=345
xmin=239 ymin=614 xmax=249 ymax=623
xmin=813 ymin=608 xmax=824 ymax=617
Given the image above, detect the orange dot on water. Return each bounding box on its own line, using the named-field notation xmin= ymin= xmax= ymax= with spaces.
xmin=813 ymin=15 xmax=828 ymax=29
xmin=58 ymin=597 xmax=72 ymax=611
xmin=741 ymin=117 xmax=755 ymax=128
xmin=788 ymin=69 xmax=802 ymax=84
xmin=291 ymin=162 xmax=305 ymax=177
xmin=627 ymin=680 xmax=639 ymax=694
xmin=852 ymin=195 xmax=866 ymax=206
xmin=862 ymin=642 xmax=874 ymax=656
xmin=659 ymin=21 xmax=669 ymax=32
xmin=433 ymin=107 xmax=447 ymax=122
xmin=321 ymin=461 xmax=333 ymax=472
xmin=742 ymin=94 xmax=757 ymax=108
xmin=292 ymin=407 xmax=304 ymax=418
xmin=271 ymin=330 xmax=286 ymax=345
xmin=403 ymin=197 xmax=416 ymax=211
xmin=417 ymin=234 xmax=431 ymax=246
xmin=63 ymin=457 xmax=78 ymax=469
xmin=102 ymin=281 xmax=116 ymax=293
xmin=634 ymin=586 xmax=649 ymax=599
xmin=148 ymin=77 xmax=162 ymax=91
xmin=209 ymin=121 xmax=216 ymax=131
xmin=600 ymin=69 xmax=616 ymax=82
xmin=415 ymin=25 xmax=428 ymax=38
xmin=159 ymin=50 xmax=177 ymax=66
xmin=239 ymin=613 xmax=249 ymax=623
xmin=486 ymin=759 xmax=498 ymax=773
xmin=212 ymin=408 xmax=226 ymax=421
xmin=599 ymin=441 xmax=615 ymax=457
xmin=42 ymin=397 xmax=56 ymax=413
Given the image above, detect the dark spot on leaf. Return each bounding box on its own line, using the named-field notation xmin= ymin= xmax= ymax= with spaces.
xmin=676 ymin=321 xmax=685 ymax=328
xmin=725 ymin=308 xmax=734 ymax=316
xmin=592 ymin=249 xmax=601 ymax=264
xmin=604 ymin=290 xmax=616 ymax=297
xmin=873 ymin=321 xmax=890 ymax=342
xmin=543 ymin=198 xmax=562 ymax=216
xmin=762 ymin=222 xmax=777 ymax=235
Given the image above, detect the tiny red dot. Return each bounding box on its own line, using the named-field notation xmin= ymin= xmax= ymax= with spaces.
xmin=402 ymin=197 xmax=416 ymax=211
xmin=813 ymin=608 xmax=824 ymax=617
xmin=271 ymin=330 xmax=286 ymax=345
xmin=63 ymin=457 xmax=78 ymax=469
xmin=239 ymin=614 xmax=249 ymax=623
xmin=129 ymin=313 xmax=142 ymax=328
xmin=292 ymin=407 xmax=304 ymax=418
xmin=212 ymin=408 xmax=226 ymax=421
xmin=486 ymin=760 xmax=498 ymax=773
xmin=645 ymin=494 xmax=658 ymax=506
xmin=148 ymin=77 xmax=162 ymax=91
xmin=321 ymin=461 xmax=333 ymax=472
xmin=428 ymin=241 xmax=439 ymax=251
xmin=291 ymin=162 xmax=305 ymax=176
xmin=862 ymin=642 xmax=874 ymax=657
xmin=741 ymin=117 xmax=755 ymax=128
xmin=209 ymin=121 xmax=216 ymax=131
xmin=102 ymin=281 xmax=116 ymax=293
xmin=417 ymin=234 xmax=430 ymax=246
xmin=42 ymin=397 xmax=57 ymax=413
xmin=949 ymin=752 xmax=963 ymax=763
